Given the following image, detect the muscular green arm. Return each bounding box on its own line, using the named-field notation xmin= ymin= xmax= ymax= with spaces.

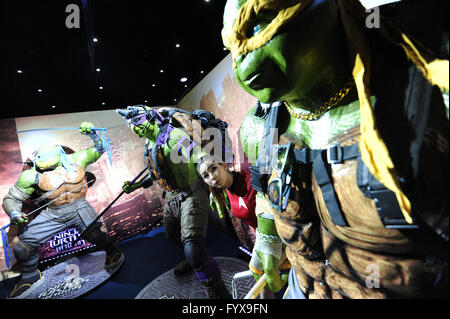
xmin=251 ymin=214 xmax=288 ymax=292
xmin=16 ymin=168 xmax=38 ymax=195
xmin=241 ymin=105 xmax=288 ymax=291
xmin=2 ymin=168 xmax=37 ymax=218
xmin=163 ymin=127 xmax=202 ymax=189
xmin=240 ymin=106 xmax=265 ymax=165
xmin=71 ymin=122 xmax=106 ymax=169
xmin=71 ymin=146 xmax=104 ymax=170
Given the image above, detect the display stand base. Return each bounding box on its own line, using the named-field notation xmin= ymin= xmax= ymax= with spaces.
xmin=135 ymin=257 xmax=256 ymax=299
xmin=2 ymin=250 xmax=123 ymax=299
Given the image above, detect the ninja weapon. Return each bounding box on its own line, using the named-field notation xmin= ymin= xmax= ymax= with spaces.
xmin=1 ymin=179 xmax=95 ymax=269
xmin=244 ymin=273 xmax=268 ymax=299
xmin=15 ymin=127 xmax=114 ymax=166
xmin=14 ymin=160 xmax=34 ymax=166
xmin=0 ymin=227 xmax=14 ymax=269
xmin=74 ymin=166 xmax=149 ymax=243
xmin=232 ymin=269 xmax=271 ymax=299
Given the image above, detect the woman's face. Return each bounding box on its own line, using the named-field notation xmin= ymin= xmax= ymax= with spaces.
xmin=198 ymin=160 xmax=232 ymax=189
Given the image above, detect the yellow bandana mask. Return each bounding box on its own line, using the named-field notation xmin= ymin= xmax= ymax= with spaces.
xmin=221 ymin=0 xmax=314 ymax=68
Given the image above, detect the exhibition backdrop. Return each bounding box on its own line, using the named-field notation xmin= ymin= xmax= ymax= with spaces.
xmin=0 ymin=53 xmax=257 ymax=277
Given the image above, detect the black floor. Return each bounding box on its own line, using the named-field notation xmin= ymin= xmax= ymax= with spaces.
xmin=82 ymin=217 xmax=243 ymax=299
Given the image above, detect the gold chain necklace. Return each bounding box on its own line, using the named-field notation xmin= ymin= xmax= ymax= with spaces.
xmin=285 ymin=78 xmax=355 ymax=121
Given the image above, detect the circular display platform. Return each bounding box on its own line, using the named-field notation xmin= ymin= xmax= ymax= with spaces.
xmin=9 ymin=250 xmax=123 ymax=299
xmin=135 ymin=257 xmax=256 ymax=299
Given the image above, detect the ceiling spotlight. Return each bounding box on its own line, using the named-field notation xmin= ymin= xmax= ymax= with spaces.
xmin=180 ymin=77 xmax=187 ymax=82
xmin=51 ymin=105 xmax=56 ymax=108
xmin=102 ymin=102 xmax=105 ymax=105
xmin=99 ymin=86 xmax=103 ymax=90
xmin=17 ymin=70 xmax=23 ymax=74
xmin=174 ymin=99 xmax=177 ymax=102
xmin=96 ymin=68 xmax=101 ymax=72
xmin=175 ymin=44 xmax=180 ymax=48
xmin=152 ymin=84 xmax=156 ymax=87
xmin=37 ymin=89 xmax=42 ymax=92
xmin=144 ymin=100 xmax=148 ymax=103
xmin=200 ymin=70 xmax=204 ymax=74
xmin=223 ymin=47 xmax=227 ymax=51
xmin=160 ymin=69 xmax=164 ymax=73
xmin=93 ymin=37 xmax=98 ymax=43
xmin=184 ymin=85 xmax=187 ymax=88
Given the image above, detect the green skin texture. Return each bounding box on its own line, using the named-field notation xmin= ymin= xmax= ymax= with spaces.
xmin=255 ymin=214 xmax=288 ymax=292
xmin=122 ymin=118 xmax=202 ymax=193
xmin=223 ymin=0 xmax=365 ymax=292
xmin=209 ymin=190 xmax=230 ymax=219
xmin=12 ymin=122 xmax=103 ymax=224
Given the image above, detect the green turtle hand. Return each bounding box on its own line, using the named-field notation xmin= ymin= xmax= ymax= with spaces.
xmin=209 ymin=192 xmax=218 ymax=214
xmin=249 ymin=215 xmax=288 ymax=292
xmin=209 ymin=192 xmax=225 ymax=219
xmin=79 ymin=122 xmax=94 ymax=134
xmin=10 ymin=211 xmax=28 ymax=225
xmin=122 ymin=180 xmax=141 ymax=194
xmin=250 ymin=250 xmax=289 ymax=292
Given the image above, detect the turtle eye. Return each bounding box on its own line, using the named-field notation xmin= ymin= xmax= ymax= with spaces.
xmin=253 ymin=23 xmax=262 ymax=35
xmin=247 ymin=20 xmax=265 ymax=37
xmin=246 ymin=10 xmax=277 ymax=38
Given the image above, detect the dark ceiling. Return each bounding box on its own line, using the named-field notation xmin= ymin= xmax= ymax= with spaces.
xmin=1 ymin=0 xmax=229 ymax=120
